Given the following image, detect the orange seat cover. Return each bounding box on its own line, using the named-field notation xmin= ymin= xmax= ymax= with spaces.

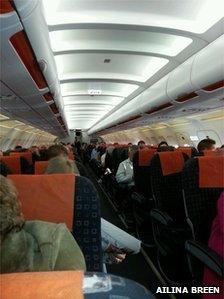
xmin=199 ymin=156 xmax=224 ymax=188
xmin=8 ymin=174 xmax=75 ymax=230
xmin=138 ymin=148 xmax=156 ymax=166
xmin=0 ymin=156 xmax=21 ymax=174
xmin=0 ymin=271 xmax=84 ymax=299
xmin=177 ymin=147 xmax=192 ymax=157
xmin=159 ymin=152 xmax=185 ymax=175
xmin=10 ymin=152 xmax=33 ymax=164
xmin=35 ymin=161 xmax=49 ymax=174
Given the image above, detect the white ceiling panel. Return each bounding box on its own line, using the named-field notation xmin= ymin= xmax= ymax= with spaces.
xmin=55 ymin=53 xmax=168 ymax=83
xmin=60 ymin=82 xmax=139 ymax=97
xmin=50 ymin=29 xmax=192 ymax=57
xmin=43 ymin=0 xmax=223 ymax=34
xmin=41 ymin=0 xmax=224 ymax=130
xmin=63 ymin=95 xmax=123 ymax=106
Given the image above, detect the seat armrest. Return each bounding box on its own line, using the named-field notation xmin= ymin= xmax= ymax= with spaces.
xmin=185 ymin=240 xmax=223 ymax=277
xmin=150 ymin=208 xmax=174 ymax=227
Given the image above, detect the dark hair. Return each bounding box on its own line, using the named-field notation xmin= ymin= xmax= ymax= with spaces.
xmin=197 ymin=138 xmax=216 ymax=153
xmin=137 ymin=140 xmax=145 ymax=146
xmin=158 ymin=141 xmax=168 ymax=148
xmin=48 ymin=144 xmax=68 ymax=159
xmin=157 ymin=145 xmax=174 ymax=152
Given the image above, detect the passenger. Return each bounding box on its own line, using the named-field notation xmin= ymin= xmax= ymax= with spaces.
xmin=45 ymin=144 xmax=79 ymax=175
xmin=137 ymin=140 xmax=146 ymax=149
xmin=116 ymin=145 xmax=138 ymax=189
xmin=0 ymin=175 xmax=86 ymax=273
xmin=157 ymin=141 xmax=168 ymax=149
xmin=197 ymin=138 xmax=216 ymax=154
xmin=203 ymin=191 xmax=224 ymax=298
xmin=127 ymin=142 xmax=133 ymax=147
xmin=29 ymin=146 xmax=41 ymax=163
xmin=0 ymin=162 xmax=11 ymax=177
xmin=14 ymin=145 xmax=23 ymax=152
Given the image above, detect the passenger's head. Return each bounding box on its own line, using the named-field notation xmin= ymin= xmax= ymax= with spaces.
xmin=0 ymin=175 xmax=24 ymax=243
xmin=48 ymin=144 xmax=68 ymax=159
xmin=128 ymin=145 xmax=138 ymax=161
xmin=29 ymin=146 xmax=39 ymax=154
xmin=158 ymin=141 xmax=168 ymax=149
xmin=14 ymin=145 xmax=23 ymax=152
xmin=128 ymin=143 xmax=133 ymax=147
xmin=197 ymin=138 xmax=216 ymax=153
xmin=137 ymin=140 xmax=146 ymax=149
xmin=45 ymin=156 xmax=74 ymax=174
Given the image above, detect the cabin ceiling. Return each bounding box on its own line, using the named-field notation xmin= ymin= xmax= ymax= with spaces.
xmin=42 ymin=0 xmax=223 ymax=131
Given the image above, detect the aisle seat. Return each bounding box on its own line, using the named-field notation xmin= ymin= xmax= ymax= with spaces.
xmin=35 ymin=161 xmax=49 ymax=174
xmin=0 ymin=156 xmax=21 ymax=174
xmin=150 ymin=151 xmax=190 ymax=282
xmin=182 ymin=155 xmax=224 ymax=282
xmin=10 ymin=152 xmax=33 ymax=164
xmin=8 ymin=174 xmax=102 ymax=272
xmin=133 ymin=148 xmax=156 ymax=199
xmin=177 ymin=147 xmax=197 ymax=158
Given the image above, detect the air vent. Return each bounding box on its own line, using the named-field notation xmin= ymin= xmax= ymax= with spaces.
xmin=104 ymin=59 xmax=111 ymax=63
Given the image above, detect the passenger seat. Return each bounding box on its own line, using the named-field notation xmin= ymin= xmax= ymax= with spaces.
xmin=8 ymin=174 xmax=102 ymax=272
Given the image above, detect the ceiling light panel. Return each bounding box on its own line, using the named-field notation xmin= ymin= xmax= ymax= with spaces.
xmin=63 ymin=95 xmax=123 ymax=106
xmin=55 ymin=53 xmax=168 ymax=83
xmin=42 ymin=0 xmax=223 ymax=33
xmin=50 ymin=29 xmax=192 ymax=57
xmin=60 ymin=82 xmax=139 ymax=97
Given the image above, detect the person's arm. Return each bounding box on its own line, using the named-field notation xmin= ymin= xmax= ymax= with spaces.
xmin=53 ymin=224 xmax=86 ymax=271
xmin=116 ymin=162 xmax=132 ymax=184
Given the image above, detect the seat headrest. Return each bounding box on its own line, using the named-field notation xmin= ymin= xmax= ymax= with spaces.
xmin=10 ymin=152 xmax=33 ymax=164
xmin=159 ymin=152 xmax=185 ymax=175
xmin=0 ymin=156 xmax=21 ymax=174
xmin=35 ymin=161 xmax=49 ymax=174
xmin=198 ymin=156 xmax=224 ymax=188
xmin=138 ymin=148 xmax=156 ymax=166
xmin=8 ymin=174 xmax=75 ymax=230
xmin=177 ymin=147 xmax=192 ymax=157
xmin=0 ymin=271 xmax=84 ymax=299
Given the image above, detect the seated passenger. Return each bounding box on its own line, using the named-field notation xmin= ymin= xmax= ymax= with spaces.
xmin=157 ymin=141 xmax=168 ymax=149
xmin=45 ymin=144 xmax=79 ymax=174
xmin=0 ymin=175 xmax=86 ymax=273
xmin=29 ymin=146 xmax=41 ymax=163
xmin=197 ymin=138 xmax=216 ymax=154
xmin=116 ymin=145 xmax=138 ymax=189
xmin=203 ymin=191 xmax=224 ymax=298
xmin=137 ymin=140 xmax=146 ymax=149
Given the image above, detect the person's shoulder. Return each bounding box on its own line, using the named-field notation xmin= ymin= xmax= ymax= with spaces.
xmin=24 ymin=221 xmax=68 ymax=243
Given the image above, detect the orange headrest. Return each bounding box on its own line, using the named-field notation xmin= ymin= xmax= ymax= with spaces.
xmin=177 ymin=147 xmax=192 ymax=157
xmin=159 ymin=151 xmax=185 ymax=175
xmin=0 ymin=156 xmax=21 ymax=174
xmin=35 ymin=161 xmax=49 ymax=174
xmin=138 ymin=148 xmax=156 ymax=166
xmin=8 ymin=174 xmax=75 ymax=230
xmin=10 ymin=152 xmax=33 ymax=164
xmin=198 ymin=156 xmax=224 ymax=188
xmin=0 ymin=271 xmax=84 ymax=299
